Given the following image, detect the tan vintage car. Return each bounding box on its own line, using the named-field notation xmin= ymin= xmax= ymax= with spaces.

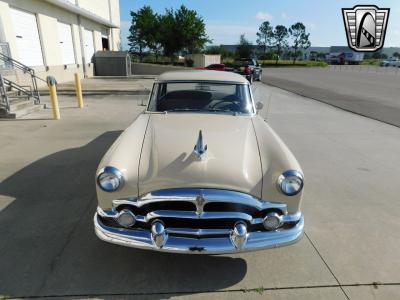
xmin=94 ymin=70 xmax=304 ymax=254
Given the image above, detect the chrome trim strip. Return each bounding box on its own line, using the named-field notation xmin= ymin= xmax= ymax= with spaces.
xmin=94 ymin=213 xmax=304 ymax=254
xmin=97 ymin=206 xmax=118 ymax=218
xmin=154 ymin=80 xmax=250 ymax=85
xmin=112 ymin=188 xmax=288 ymax=213
xmin=166 ymin=228 xmax=231 ymax=236
xmin=146 ymin=210 xmax=253 ymax=222
xmin=99 ymin=209 xmax=302 ymax=226
xmin=281 ymin=211 xmax=302 ymax=223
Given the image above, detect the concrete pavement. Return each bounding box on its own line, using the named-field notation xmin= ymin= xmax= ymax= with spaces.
xmin=38 ymin=77 xmax=154 ymax=95
xmin=0 ymin=81 xmax=399 ymax=299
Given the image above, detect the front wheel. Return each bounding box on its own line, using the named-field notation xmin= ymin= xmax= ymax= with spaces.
xmin=248 ymin=75 xmax=253 ymax=84
xmin=257 ymin=72 xmax=262 ymax=81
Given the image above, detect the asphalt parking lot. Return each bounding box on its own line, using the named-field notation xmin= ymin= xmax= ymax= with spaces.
xmin=261 ymin=66 xmax=400 ymax=127
xmin=1 ymin=77 xmax=400 ymax=299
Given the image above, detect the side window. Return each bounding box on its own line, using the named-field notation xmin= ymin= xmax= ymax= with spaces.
xmin=147 ymin=83 xmax=159 ymax=111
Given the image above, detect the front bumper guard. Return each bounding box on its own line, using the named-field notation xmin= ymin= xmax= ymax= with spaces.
xmin=94 ymin=213 xmax=304 ymax=254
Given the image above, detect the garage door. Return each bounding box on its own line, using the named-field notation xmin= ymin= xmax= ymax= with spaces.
xmin=57 ymin=22 xmax=75 ymax=64
xmin=84 ymin=29 xmax=95 ymax=63
xmin=10 ymin=8 xmax=43 ymax=66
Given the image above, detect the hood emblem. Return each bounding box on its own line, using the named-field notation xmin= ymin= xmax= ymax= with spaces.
xmin=195 ymin=193 xmax=206 ymax=215
xmin=193 ymin=130 xmax=207 ymax=160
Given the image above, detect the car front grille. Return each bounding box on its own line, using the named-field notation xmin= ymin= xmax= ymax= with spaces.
xmin=98 ymin=188 xmax=298 ymax=237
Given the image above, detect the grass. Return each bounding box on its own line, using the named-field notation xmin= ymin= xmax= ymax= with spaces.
xmin=260 ymin=60 xmax=328 ymax=67
xmin=223 ymin=59 xmax=328 ymax=67
xmin=361 ymin=59 xmax=382 ymax=65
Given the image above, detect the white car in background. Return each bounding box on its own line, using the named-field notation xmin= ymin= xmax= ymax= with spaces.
xmin=380 ymin=57 xmax=400 ymax=67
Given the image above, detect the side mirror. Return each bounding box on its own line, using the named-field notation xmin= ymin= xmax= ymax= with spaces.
xmin=256 ymin=101 xmax=264 ymax=112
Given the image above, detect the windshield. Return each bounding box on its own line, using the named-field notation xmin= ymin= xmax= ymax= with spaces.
xmin=147 ymin=82 xmax=254 ymax=114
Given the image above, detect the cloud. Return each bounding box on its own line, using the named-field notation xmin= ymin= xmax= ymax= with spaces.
xmin=304 ymin=22 xmax=316 ymax=30
xmin=255 ymin=11 xmax=273 ymax=21
xmin=206 ymin=23 xmax=258 ymax=44
xmin=281 ymin=12 xmax=289 ymax=20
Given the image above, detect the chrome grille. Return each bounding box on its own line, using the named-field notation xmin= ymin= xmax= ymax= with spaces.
xmin=98 ymin=189 xmax=300 ymax=237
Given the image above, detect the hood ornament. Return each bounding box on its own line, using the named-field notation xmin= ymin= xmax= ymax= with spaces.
xmin=195 ymin=193 xmax=206 ymax=215
xmin=193 ymin=130 xmax=207 ymax=160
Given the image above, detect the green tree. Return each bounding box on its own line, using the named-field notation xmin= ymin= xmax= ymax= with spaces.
xmin=317 ymin=52 xmax=327 ymax=60
xmin=273 ymin=25 xmax=289 ymax=64
xmin=128 ymin=6 xmax=158 ymax=62
xmin=129 ymin=5 xmax=210 ymax=62
xmin=236 ymin=34 xmax=253 ymax=58
xmin=174 ymin=5 xmax=210 ymax=54
xmin=289 ymin=22 xmax=311 ymax=64
xmin=149 ymin=14 xmax=163 ymax=62
xmin=256 ymin=21 xmax=274 ymax=53
xmin=372 ymin=51 xmax=387 ymax=59
xmin=205 ymin=46 xmax=221 ymax=55
xmin=158 ymin=6 xmax=209 ymax=60
xmin=158 ymin=9 xmax=181 ymax=60
xmin=205 ymin=45 xmax=233 ymax=59
xmin=393 ymin=52 xmax=400 ymax=58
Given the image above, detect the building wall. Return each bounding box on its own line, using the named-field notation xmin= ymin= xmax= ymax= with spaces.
xmin=109 ymin=0 xmax=121 ymax=50
xmin=0 ymin=0 xmax=120 ymax=84
xmin=78 ymin=0 xmax=120 ymax=50
xmin=186 ymin=54 xmax=221 ymax=68
xmin=132 ymin=63 xmax=189 ymax=75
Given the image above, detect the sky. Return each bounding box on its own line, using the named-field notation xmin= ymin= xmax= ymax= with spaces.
xmin=119 ymin=0 xmax=400 ymax=50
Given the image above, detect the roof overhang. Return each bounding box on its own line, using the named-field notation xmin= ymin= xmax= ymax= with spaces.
xmin=43 ymin=0 xmax=119 ymax=28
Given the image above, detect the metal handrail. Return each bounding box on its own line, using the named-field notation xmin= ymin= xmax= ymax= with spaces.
xmin=0 ymin=52 xmax=44 ymax=105
xmin=0 ymin=75 xmax=10 ymax=113
xmin=0 ymin=53 xmax=46 ymax=82
xmin=1 ymin=52 xmax=30 ymax=72
xmin=3 ymin=77 xmax=35 ymax=97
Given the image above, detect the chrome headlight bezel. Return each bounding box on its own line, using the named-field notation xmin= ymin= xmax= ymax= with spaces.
xmin=97 ymin=166 xmax=124 ymax=192
xmin=277 ymin=170 xmax=304 ymax=196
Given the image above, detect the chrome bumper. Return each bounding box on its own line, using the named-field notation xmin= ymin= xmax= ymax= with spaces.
xmin=94 ymin=213 xmax=304 ymax=254
xmin=94 ymin=189 xmax=304 ymax=254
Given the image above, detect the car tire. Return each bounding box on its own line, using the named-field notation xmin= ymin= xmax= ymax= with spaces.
xmin=249 ymin=75 xmax=253 ymax=84
xmin=257 ymin=72 xmax=262 ymax=81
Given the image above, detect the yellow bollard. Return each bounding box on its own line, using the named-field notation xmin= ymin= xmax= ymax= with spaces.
xmin=46 ymin=76 xmax=60 ymax=120
xmin=74 ymin=73 xmax=84 ymax=108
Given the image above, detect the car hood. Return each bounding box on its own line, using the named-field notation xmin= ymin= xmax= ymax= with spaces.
xmin=138 ymin=113 xmax=263 ymax=198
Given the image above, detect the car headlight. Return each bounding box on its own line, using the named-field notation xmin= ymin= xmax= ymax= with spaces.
xmin=277 ymin=170 xmax=304 ymax=196
xmin=97 ymin=166 xmax=124 ymax=192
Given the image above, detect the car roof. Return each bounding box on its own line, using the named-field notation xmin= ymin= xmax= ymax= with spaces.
xmin=156 ymin=70 xmax=249 ymax=84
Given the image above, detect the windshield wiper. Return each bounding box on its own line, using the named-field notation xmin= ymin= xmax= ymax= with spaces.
xmin=164 ymin=108 xmax=202 ymax=112
xmin=205 ymin=108 xmax=238 ymax=115
xmin=164 ymin=108 xmax=239 ymax=115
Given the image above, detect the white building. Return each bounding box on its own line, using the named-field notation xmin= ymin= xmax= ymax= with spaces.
xmin=0 ymin=0 xmax=120 ymax=84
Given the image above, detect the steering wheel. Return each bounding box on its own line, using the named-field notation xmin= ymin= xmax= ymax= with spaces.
xmin=210 ymin=100 xmax=241 ymax=111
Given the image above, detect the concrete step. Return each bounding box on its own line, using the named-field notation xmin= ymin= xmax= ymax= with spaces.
xmin=0 ymin=100 xmax=43 ymax=119
xmin=9 ymin=99 xmax=34 ymax=111
xmin=6 ymin=90 xmax=19 ymax=97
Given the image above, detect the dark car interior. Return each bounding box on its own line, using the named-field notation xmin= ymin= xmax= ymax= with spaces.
xmin=156 ymin=89 xmax=246 ymax=113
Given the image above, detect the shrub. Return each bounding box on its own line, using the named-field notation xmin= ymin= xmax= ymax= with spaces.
xmin=185 ymin=58 xmax=194 ymax=67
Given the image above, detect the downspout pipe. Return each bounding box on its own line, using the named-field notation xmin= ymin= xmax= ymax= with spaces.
xmin=77 ymin=15 xmax=88 ymax=78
